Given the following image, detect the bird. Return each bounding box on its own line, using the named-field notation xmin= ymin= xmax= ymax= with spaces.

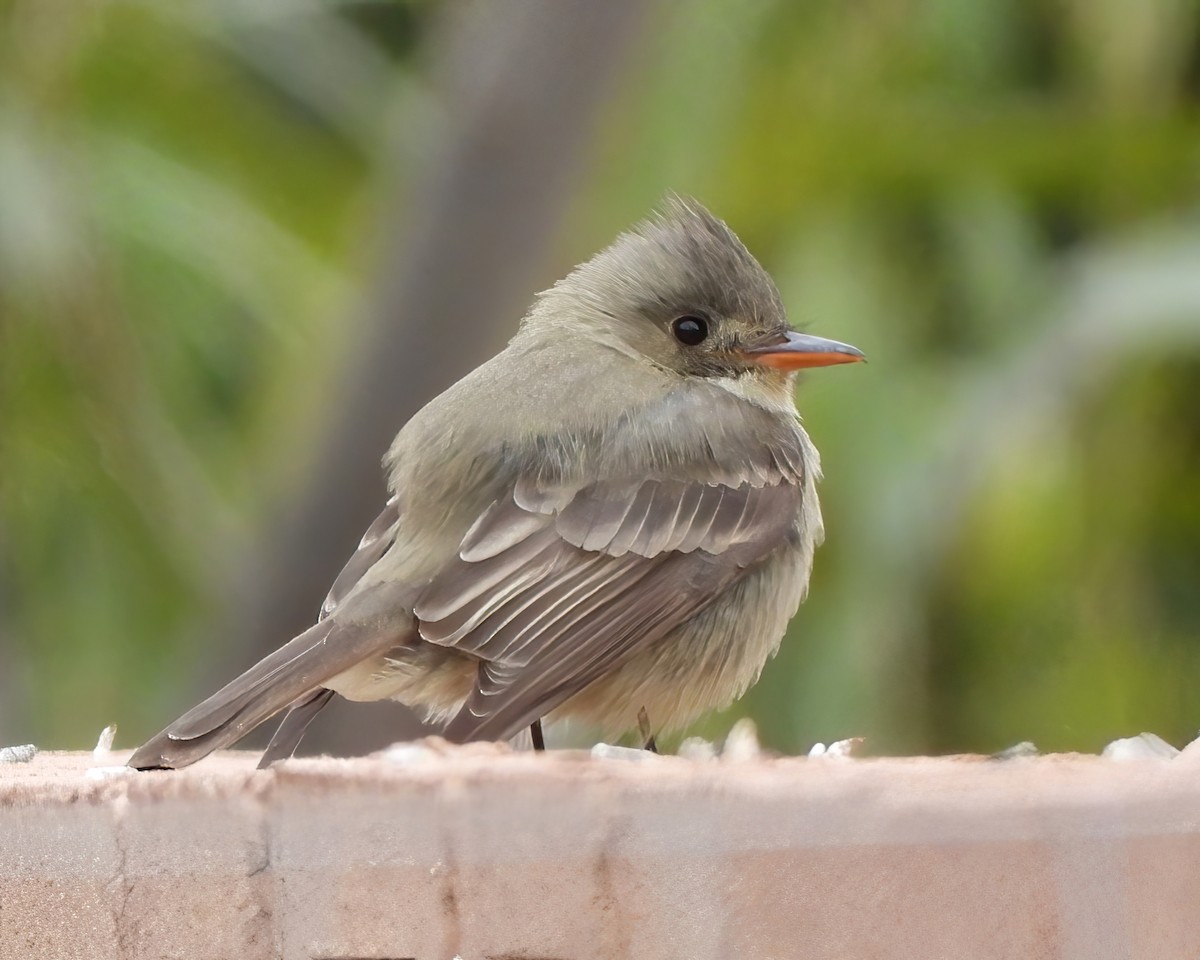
xmin=128 ymin=197 xmax=864 ymax=771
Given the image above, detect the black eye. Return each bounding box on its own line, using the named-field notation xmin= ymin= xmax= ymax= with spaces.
xmin=672 ymin=315 xmax=708 ymax=346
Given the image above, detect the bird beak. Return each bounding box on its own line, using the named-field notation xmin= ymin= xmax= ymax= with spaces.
xmin=742 ymin=331 xmax=866 ymax=371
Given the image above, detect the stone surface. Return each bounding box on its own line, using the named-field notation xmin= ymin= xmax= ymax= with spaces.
xmin=3 ymin=745 xmax=1199 ymax=959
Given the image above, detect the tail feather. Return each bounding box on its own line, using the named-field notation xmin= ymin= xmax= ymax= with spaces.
xmin=169 ymin=621 xmax=337 ymax=739
xmin=129 ymin=601 xmax=414 ymax=770
xmin=256 ymin=688 xmax=336 ymax=769
xmin=129 ymin=700 xmax=279 ymax=770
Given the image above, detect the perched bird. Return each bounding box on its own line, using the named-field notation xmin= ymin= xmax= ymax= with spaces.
xmin=128 ymin=198 xmax=864 ymax=770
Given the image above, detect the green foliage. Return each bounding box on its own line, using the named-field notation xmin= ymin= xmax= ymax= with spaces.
xmin=3 ymin=0 xmax=1198 ymax=755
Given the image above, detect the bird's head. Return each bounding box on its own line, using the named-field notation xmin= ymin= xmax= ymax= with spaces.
xmin=524 ymin=196 xmax=864 ymax=385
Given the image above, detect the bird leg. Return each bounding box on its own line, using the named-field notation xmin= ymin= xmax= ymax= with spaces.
xmin=530 ymin=719 xmax=546 ymax=751
xmin=637 ymin=707 xmax=657 ymax=753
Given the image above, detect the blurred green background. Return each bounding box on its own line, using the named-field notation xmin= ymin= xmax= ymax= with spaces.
xmin=2 ymin=0 xmax=1199 ymax=758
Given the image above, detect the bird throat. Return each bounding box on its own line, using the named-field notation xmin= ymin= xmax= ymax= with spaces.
xmin=710 ymin=371 xmax=798 ymax=416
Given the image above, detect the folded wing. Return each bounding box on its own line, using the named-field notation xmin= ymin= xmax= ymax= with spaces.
xmin=417 ymin=472 xmax=805 ymax=744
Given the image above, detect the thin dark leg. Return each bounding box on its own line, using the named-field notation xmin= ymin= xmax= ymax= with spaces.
xmin=530 ymin=718 xmax=546 ymax=751
xmin=637 ymin=707 xmax=657 ymax=754
xmin=258 ymin=688 xmax=335 ymax=769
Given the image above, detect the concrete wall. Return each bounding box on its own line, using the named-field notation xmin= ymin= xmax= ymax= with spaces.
xmin=3 ymin=744 xmax=1199 ymax=959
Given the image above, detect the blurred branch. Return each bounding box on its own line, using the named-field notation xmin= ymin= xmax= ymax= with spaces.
xmin=222 ymin=0 xmax=655 ymax=756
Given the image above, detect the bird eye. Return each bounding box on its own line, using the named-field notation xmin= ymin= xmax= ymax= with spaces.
xmin=671 ymin=315 xmax=708 ymax=346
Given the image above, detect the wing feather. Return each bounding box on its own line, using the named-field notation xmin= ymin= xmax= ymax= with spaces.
xmin=474 ymin=552 xmax=653 ymax=666
xmin=419 ymin=470 xmax=806 ymax=744
xmin=415 ymin=523 xmax=559 ymax=622
xmin=604 ymin=482 xmax=659 ymax=556
xmin=320 ymin=496 xmax=401 ymax=619
xmin=674 ymin=484 xmax=727 ymax=553
xmin=460 ymin=499 xmax=548 ymax=562
xmin=452 ymin=557 xmax=698 ymax=739
xmin=565 ymin=481 xmax=642 ymax=552
xmin=660 ymin=482 xmax=708 ymax=552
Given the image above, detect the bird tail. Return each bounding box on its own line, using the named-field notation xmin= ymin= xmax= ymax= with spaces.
xmin=128 ymin=606 xmax=410 ymax=769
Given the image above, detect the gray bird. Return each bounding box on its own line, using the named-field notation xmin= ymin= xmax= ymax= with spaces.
xmin=128 ymin=198 xmax=864 ymax=770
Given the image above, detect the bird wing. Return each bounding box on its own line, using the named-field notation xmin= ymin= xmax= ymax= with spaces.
xmin=321 ymin=495 xmax=402 ymax=620
xmin=417 ymin=457 xmax=808 ymax=744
